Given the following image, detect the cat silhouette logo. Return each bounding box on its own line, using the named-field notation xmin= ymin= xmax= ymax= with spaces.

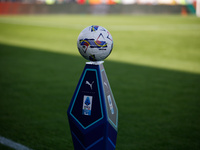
xmin=82 ymin=96 xmax=93 ymax=116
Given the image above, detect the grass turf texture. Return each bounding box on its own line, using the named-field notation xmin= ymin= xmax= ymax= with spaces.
xmin=0 ymin=15 xmax=200 ymax=150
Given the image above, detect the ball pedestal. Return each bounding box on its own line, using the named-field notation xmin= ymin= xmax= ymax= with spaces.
xmin=67 ymin=61 xmax=118 ymax=150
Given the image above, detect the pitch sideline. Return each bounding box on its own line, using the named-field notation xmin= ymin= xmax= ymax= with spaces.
xmin=0 ymin=136 xmax=33 ymax=150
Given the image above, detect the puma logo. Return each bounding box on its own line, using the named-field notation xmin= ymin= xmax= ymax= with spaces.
xmin=104 ymin=82 xmax=108 ymax=88
xmin=86 ymin=81 xmax=94 ymax=90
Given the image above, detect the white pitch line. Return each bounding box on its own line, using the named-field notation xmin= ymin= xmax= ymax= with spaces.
xmin=0 ymin=136 xmax=33 ymax=150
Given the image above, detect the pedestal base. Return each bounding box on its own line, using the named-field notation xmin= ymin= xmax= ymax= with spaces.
xmin=67 ymin=62 xmax=118 ymax=150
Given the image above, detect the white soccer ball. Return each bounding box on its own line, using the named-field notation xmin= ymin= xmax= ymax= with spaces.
xmin=77 ymin=25 xmax=113 ymax=61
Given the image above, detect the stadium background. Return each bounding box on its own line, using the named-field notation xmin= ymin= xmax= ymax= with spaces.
xmin=0 ymin=0 xmax=198 ymax=15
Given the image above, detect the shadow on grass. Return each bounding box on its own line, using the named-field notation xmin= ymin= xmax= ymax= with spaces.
xmin=0 ymin=43 xmax=200 ymax=150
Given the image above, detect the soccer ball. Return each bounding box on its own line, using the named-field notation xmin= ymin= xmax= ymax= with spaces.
xmin=77 ymin=25 xmax=113 ymax=61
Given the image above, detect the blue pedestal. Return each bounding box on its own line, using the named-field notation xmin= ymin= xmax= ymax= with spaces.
xmin=67 ymin=61 xmax=118 ymax=150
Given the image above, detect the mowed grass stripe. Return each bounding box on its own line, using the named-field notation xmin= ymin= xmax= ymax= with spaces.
xmin=1 ymin=15 xmax=199 ymax=74
xmin=0 ymin=17 xmax=200 ymax=31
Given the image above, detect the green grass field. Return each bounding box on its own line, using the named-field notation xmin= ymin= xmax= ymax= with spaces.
xmin=0 ymin=15 xmax=200 ymax=150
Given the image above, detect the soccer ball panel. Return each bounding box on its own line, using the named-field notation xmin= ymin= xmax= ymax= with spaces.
xmin=77 ymin=25 xmax=113 ymax=61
